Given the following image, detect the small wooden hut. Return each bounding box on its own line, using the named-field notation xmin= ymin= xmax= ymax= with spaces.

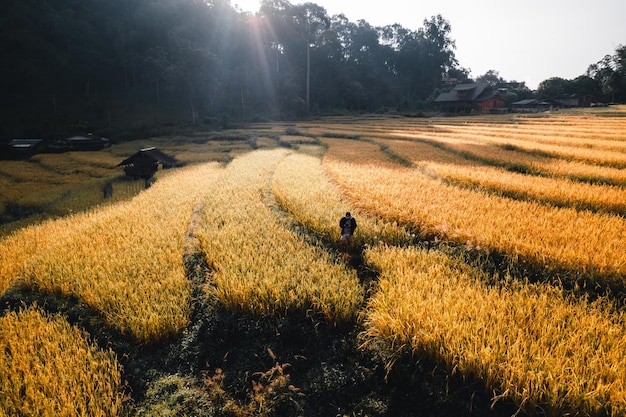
xmin=117 ymin=147 xmax=178 ymax=180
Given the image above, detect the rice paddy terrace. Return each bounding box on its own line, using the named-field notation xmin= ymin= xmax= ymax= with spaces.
xmin=1 ymin=107 xmax=626 ymax=416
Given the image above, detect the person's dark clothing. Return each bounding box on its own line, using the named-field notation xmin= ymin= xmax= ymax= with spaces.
xmin=340 ymin=216 xmax=357 ymax=236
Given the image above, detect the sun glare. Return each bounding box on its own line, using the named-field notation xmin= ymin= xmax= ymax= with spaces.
xmin=233 ymin=0 xmax=262 ymax=13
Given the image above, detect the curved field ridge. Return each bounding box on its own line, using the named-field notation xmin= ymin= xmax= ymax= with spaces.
xmin=2 ymin=163 xmax=223 ymax=342
xmin=323 ymin=156 xmax=626 ymax=288
xmin=379 ymin=138 xmax=626 ymax=216
xmin=363 ymin=246 xmax=626 ymax=417
xmin=196 ymin=149 xmax=364 ymax=325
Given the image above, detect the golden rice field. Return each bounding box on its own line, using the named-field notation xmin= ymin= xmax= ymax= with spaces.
xmin=0 ymin=132 xmax=273 ymax=236
xmin=1 ymin=162 xmax=223 ymax=341
xmin=1 ymin=106 xmax=626 ymax=416
xmin=362 ymin=246 xmax=626 ymax=417
xmin=195 ymin=149 xmax=363 ymax=324
xmin=0 ymin=306 xmax=123 ymax=417
xmin=270 ymin=146 xmax=626 ymax=415
xmin=317 ymin=117 xmax=626 ymax=289
xmin=386 ymin=128 xmax=626 ymax=186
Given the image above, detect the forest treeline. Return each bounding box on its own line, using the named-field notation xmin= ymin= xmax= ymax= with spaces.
xmin=1 ymin=0 xmax=625 ymax=140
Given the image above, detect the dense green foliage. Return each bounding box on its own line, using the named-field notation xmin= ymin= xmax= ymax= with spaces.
xmin=0 ymin=0 xmax=459 ymax=138
xmin=1 ymin=0 xmax=624 ymax=140
xmin=536 ymin=46 xmax=626 ymax=103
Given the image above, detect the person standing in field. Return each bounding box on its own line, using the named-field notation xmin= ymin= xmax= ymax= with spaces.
xmin=339 ymin=212 xmax=357 ymax=251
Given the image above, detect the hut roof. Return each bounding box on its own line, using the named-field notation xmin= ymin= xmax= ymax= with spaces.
xmin=512 ymin=99 xmax=552 ymax=107
xmin=8 ymin=139 xmax=45 ymax=149
xmin=512 ymin=99 xmax=538 ymax=106
xmin=117 ymin=147 xmax=178 ymax=168
xmin=435 ymin=82 xmax=498 ymax=103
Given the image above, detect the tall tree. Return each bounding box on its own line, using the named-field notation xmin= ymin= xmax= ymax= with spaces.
xmin=0 ymin=0 xmax=475 ymax=135
xmin=419 ymin=15 xmax=457 ymax=96
xmin=476 ymin=70 xmax=505 ymax=86
xmin=292 ymin=3 xmax=330 ymax=114
xmin=587 ymin=45 xmax=626 ymax=103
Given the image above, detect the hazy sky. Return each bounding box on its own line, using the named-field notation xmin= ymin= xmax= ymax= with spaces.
xmin=233 ymin=0 xmax=625 ymax=89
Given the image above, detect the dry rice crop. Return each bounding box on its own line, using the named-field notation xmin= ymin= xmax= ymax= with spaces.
xmin=428 ymin=125 xmax=626 ymax=168
xmin=196 ymin=149 xmax=363 ymax=324
xmin=0 ymin=306 xmax=123 ymax=417
xmin=419 ymin=161 xmax=626 ymax=215
xmin=322 ymin=156 xmax=626 ymax=287
xmin=0 ymin=159 xmax=80 ymax=185
xmin=1 ymin=163 xmax=222 ymax=342
xmin=378 ymin=138 xmax=626 ymax=215
xmin=319 ymin=137 xmax=399 ymax=168
xmin=30 ymin=153 xmax=116 ymax=177
xmin=382 ymin=125 xmax=626 ymax=186
xmin=363 ymin=245 xmax=626 ymax=416
xmin=271 ymin=148 xmax=412 ymax=247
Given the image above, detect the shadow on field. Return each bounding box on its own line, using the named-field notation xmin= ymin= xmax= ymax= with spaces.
xmin=0 ymin=189 xmax=524 ymax=417
xmin=122 ymin=250 xmax=522 ymax=417
xmin=0 ymin=250 xmax=523 ymax=417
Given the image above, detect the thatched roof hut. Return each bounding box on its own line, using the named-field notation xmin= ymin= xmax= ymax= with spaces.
xmin=117 ymin=147 xmax=178 ymax=179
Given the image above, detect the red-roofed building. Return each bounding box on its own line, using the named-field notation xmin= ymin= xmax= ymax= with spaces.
xmin=435 ymin=83 xmax=506 ymax=114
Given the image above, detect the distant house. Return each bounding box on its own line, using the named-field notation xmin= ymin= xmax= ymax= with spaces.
xmin=46 ymin=133 xmax=110 ymax=153
xmin=511 ymin=99 xmax=552 ymax=113
xmin=550 ymin=94 xmax=590 ymax=108
xmin=117 ymin=147 xmax=178 ymax=180
xmin=67 ymin=134 xmax=110 ymax=150
xmin=435 ymin=82 xmax=506 ymax=114
xmin=5 ymin=139 xmax=46 ymax=158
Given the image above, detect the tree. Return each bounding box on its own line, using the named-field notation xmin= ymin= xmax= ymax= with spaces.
xmin=390 ymin=15 xmax=458 ymax=105
xmin=571 ymin=75 xmax=600 ymax=99
xmin=536 ymin=77 xmax=570 ymax=99
xmin=291 ymin=3 xmax=330 ymax=114
xmin=346 ymin=20 xmax=395 ymax=109
xmin=476 ymin=70 xmax=505 ymax=86
xmin=420 ymin=15 xmax=457 ymax=91
xmin=259 ymin=0 xmax=312 ymax=115
xmin=587 ymin=45 xmax=626 ymax=103
xmin=1 ymin=0 xmax=475 ymax=134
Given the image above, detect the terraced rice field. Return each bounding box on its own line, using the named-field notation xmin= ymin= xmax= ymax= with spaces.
xmin=1 ymin=107 xmax=625 ymax=416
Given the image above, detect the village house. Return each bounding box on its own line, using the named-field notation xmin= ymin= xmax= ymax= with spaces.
xmin=511 ymin=99 xmax=552 ymax=113
xmin=46 ymin=133 xmax=110 ymax=152
xmin=5 ymin=139 xmax=45 ymax=158
xmin=3 ymin=133 xmax=109 ymax=159
xmin=435 ymin=82 xmax=506 ymax=114
xmin=550 ymin=94 xmax=591 ymax=108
